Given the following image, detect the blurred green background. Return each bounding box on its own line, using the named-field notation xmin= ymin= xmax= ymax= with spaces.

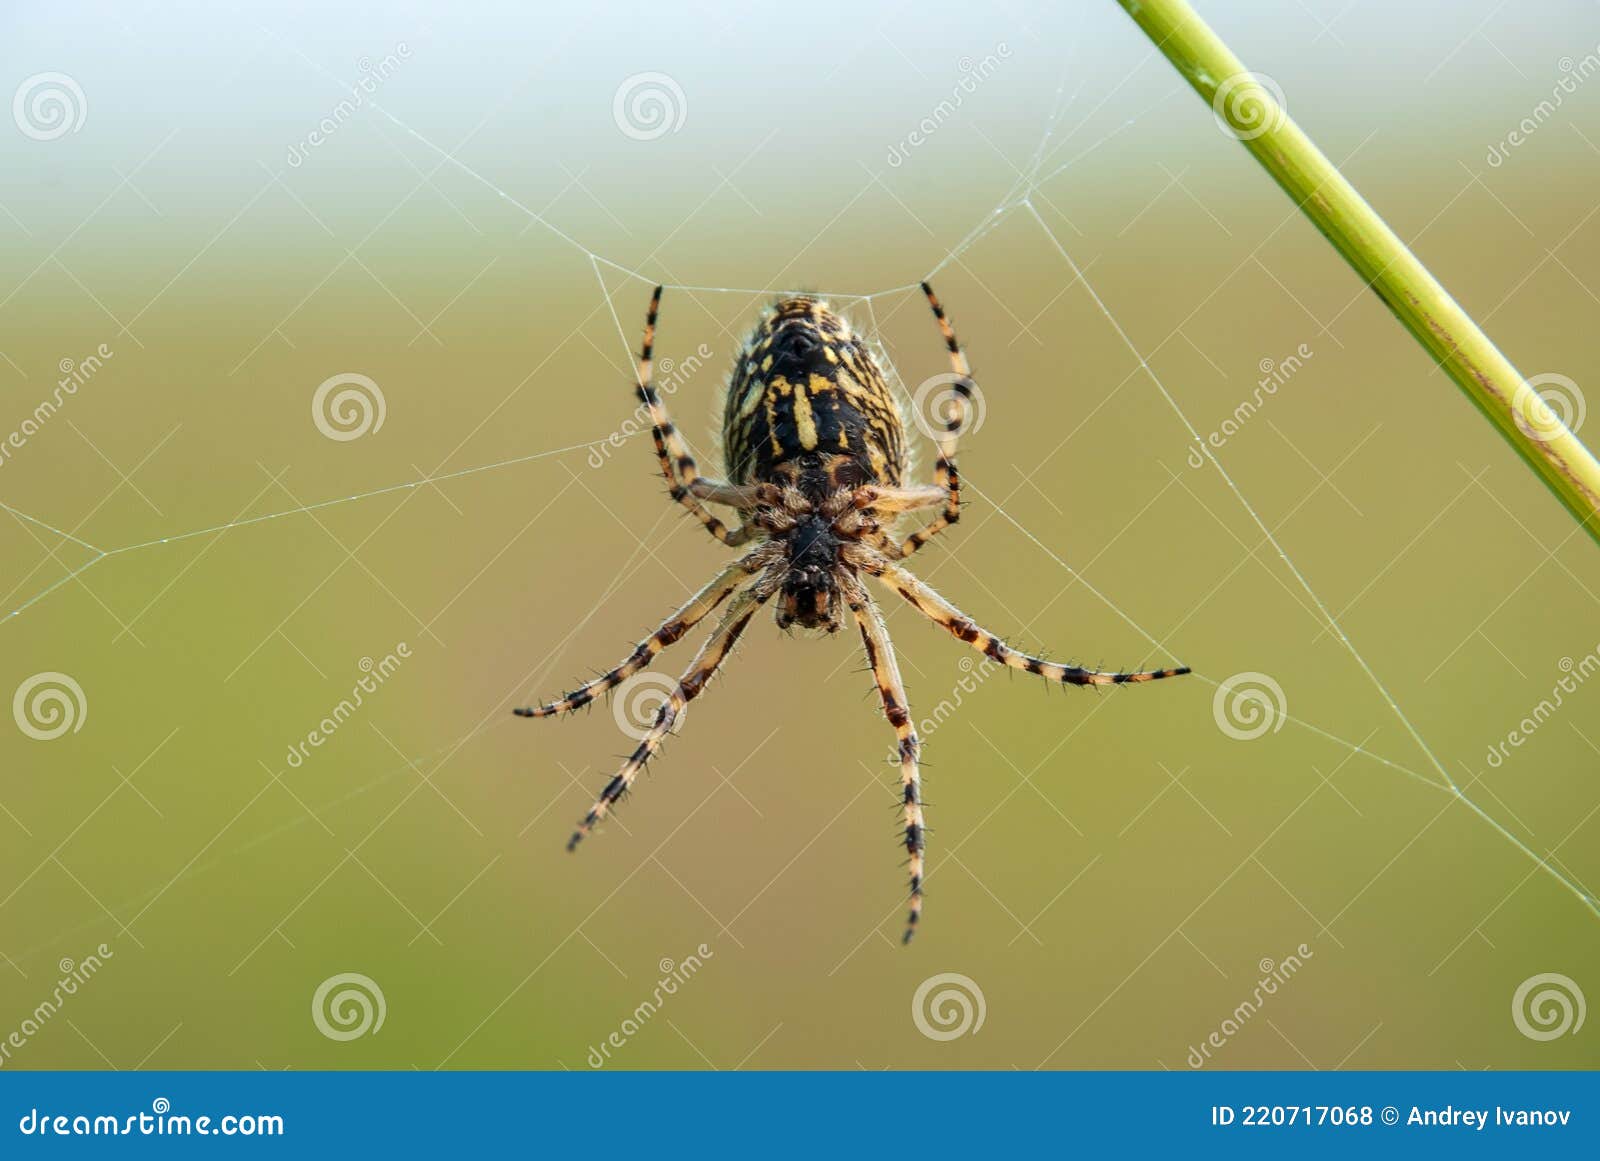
xmin=2 ymin=0 xmax=1598 ymax=1070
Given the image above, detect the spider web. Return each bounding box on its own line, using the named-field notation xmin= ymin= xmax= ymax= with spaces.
xmin=389 ymin=77 xmax=1600 ymax=925
xmin=4 ymin=49 xmax=1597 ymax=958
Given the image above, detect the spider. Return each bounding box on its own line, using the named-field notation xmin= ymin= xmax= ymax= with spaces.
xmin=516 ymin=283 xmax=1189 ymax=942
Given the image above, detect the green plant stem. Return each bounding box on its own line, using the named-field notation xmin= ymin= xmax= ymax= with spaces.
xmin=1118 ymin=0 xmax=1600 ymax=547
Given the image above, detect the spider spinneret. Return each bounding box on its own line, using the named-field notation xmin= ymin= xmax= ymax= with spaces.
xmin=515 ymin=283 xmax=1189 ymax=942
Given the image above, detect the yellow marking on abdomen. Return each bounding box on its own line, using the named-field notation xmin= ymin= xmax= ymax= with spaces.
xmin=736 ymin=377 xmax=764 ymax=419
xmin=793 ymin=382 xmax=818 ymax=450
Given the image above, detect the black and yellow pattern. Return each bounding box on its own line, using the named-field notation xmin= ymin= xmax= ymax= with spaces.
xmin=721 ymin=296 xmax=906 ymax=495
xmin=515 ymin=283 xmax=1190 ymax=944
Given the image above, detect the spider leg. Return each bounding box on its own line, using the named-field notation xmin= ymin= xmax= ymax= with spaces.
xmin=632 ymin=285 xmax=745 ymax=545
xmin=846 ymin=579 xmax=925 ymax=944
xmin=687 ymin=480 xmax=780 ymax=509
xmin=861 ymin=554 xmax=1190 ymax=686
xmin=686 ymin=480 xmax=782 ymax=546
xmin=898 ymin=281 xmax=974 ymax=558
xmin=513 ymin=546 xmax=776 ymax=718
xmin=567 ymin=580 xmax=774 ymax=850
xmin=850 ymin=484 xmax=947 ymax=514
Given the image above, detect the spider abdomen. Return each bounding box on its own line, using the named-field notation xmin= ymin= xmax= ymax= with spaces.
xmin=722 ymin=296 xmax=905 ymax=494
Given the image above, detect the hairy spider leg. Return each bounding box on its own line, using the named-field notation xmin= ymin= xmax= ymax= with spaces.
xmin=632 ymin=286 xmax=756 ymax=546
xmin=513 ymin=546 xmax=776 ymax=718
xmin=899 ymin=281 xmax=975 ymax=558
xmin=863 ymin=555 xmax=1191 ymax=685
xmin=567 ymin=581 xmax=776 ymax=850
xmin=847 ymin=580 xmax=926 ymax=943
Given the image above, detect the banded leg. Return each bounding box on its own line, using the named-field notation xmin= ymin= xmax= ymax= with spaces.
xmin=867 ymin=559 xmax=1191 ymax=686
xmin=899 ymin=281 xmax=974 ymax=558
xmin=568 ymin=584 xmax=772 ymax=850
xmin=633 ymin=285 xmax=742 ymax=544
xmin=513 ymin=549 xmax=770 ymax=718
xmin=849 ymin=588 xmax=925 ymax=943
xmin=688 ymin=480 xmax=780 ymax=546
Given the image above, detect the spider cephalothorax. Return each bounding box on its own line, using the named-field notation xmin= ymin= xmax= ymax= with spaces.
xmin=749 ymin=483 xmax=870 ymax=632
xmin=515 ymin=285 xmax=1189 ymax=942
xmin=776 ymin=509 xmax=844 ymax=631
